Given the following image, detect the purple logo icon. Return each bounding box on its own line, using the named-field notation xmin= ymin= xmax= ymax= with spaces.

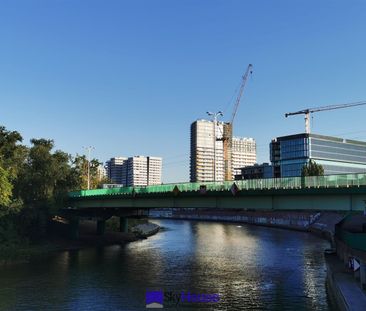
xmin=146 ymin=291 xmax=163 ymax=308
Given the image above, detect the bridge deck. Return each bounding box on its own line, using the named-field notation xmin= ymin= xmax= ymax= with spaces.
xmin=69 ymin=173 xmax=366 ymax=199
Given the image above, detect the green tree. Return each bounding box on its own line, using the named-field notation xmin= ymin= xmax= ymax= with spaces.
xmin=19 ymin=139 xmax=55 ymax=204
xmin=0 ymin=126 xmax=27 ymax=210
xmin=71 ymin=155 xmax=104 ymax=190
xmin=301 ymin=160 xmax=324 ymax=177
xmin=0 ymin=165 xmax=12 ymax=208
xmin=0 ymin=126 xmax=27 ymax=182
xmin=16 ymin=139 xmax=77 ymax=206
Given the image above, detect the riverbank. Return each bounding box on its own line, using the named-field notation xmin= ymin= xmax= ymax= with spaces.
xmin=50 ymin=219 xmax=160 ymax=249
xmin=0 ymin=242 xmax=58 ymax=265
xmin=0 ymin=219 xmax=160 ymax=265
xmin=326 ymin=252 xmax=366 ymax=310
xmin=149 ymin=209 xmax=343 ymax=239
xmin=131 ymin=222 xmax=160 ymax=238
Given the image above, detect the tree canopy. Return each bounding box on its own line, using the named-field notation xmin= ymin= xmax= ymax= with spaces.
xmin=301 ymin=160 xmax=324 ymax=177
xmin=72 ymin=155 xmax=105 ymax=190
xmin=0 ymin=125 xmax=106 ymax=210
xmin=0 ymin=125 xmax=111 ymax=244
xmin=0 ymin=165 xmax=12 ymax=207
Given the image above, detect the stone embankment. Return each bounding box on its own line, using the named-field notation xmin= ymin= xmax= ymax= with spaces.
xmin=131 ymin=223 xmax=160 ymax=238
xmin=150 ymin=209 xmax=323 ymax=231
xmin=309 ymin=212 xmax=344 ymax=244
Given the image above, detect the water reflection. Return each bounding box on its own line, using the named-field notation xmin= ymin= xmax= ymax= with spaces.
xmin=0 ymin=220 xmax=330 ymax=310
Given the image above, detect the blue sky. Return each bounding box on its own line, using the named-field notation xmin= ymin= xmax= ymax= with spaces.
xmin=1 ymin=0 xmax=366 ymax=182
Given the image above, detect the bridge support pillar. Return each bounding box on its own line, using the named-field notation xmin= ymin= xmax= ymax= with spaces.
xmin=120 ymin=217 xmax=128 ymax=233
xmin=69 ymin=217 xmax=79 ymax=240
xmin=97 ymin=220 xmax=106 ymax=236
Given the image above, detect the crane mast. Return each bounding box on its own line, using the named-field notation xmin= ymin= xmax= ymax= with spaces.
xmin=285 ymin=101 xmax=366 ymax=134
xmin=222 ymin=64 xmax=253 ymax=181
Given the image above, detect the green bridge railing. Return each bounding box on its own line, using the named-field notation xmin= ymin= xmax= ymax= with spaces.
xmin=68 ymin=173 xmax=366 ymax=198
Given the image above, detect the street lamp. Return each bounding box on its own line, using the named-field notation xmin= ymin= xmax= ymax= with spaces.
xmin=206 ymin=111 xmax=223 ymax=182
xmin=83 ymin=146 xmax=95 ymax=190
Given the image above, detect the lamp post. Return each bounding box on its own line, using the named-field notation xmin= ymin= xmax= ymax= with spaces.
xmin=83 ymin=146 xmax=95 ymax=190
xmin=206 ymin=111 xmax=223 ymax=182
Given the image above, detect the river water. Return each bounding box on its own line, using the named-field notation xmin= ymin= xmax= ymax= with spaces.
xmin=0 ymin=220 xmax=333 ymax=310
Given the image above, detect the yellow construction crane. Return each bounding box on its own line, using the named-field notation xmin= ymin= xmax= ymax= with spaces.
xmin=222 ymin=64 xmax=253 ymax=180
xmin=285 ymin=101 xmax=366 ymax=134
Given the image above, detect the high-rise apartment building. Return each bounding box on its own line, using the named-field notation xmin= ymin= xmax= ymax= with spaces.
xmin=190 ymin=119 xmax=256 ymax=182
xmin=190 ymin=119 xmax=224 ymax=182
xmin=231 ymin=137 xmax=256 ymax=177
xmin=106 ymin=156 xmax=162 ymax=186
xmin=127 ymin=156 xmax=148 ymax=186
xmin=147 ymin=156 xmax=163 ymax=185
xmin=106 ymin=157 xmax=128 ymax=185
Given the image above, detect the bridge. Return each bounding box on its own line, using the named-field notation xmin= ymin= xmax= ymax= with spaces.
xmin=64 ymin=173 xmax=366 ymax=238
xmin=68 ymin=173 xmax=366 ymax=211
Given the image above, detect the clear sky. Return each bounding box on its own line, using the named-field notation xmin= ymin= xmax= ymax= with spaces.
xmin=1 ymin=0 xmax=366 ymax=183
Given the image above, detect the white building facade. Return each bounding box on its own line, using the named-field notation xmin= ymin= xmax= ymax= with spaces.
xmin=147 ymin=156 xmax=163 ymax=185
xmin=231 ymin=137 xmax=257 ymax=177
xmin=106 ymin=156 xmax=162 ymax=187
xmin=190 ymin=119 xmax=224 ymax=182
xmin=190 ymin=119 xmax=256 ymax=182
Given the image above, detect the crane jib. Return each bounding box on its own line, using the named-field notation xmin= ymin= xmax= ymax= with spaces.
xmin=284 ymin=101 xmax=366 ymax=134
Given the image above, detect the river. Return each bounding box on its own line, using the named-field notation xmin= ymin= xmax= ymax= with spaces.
xmin=0 ymin=219 xmax=333 ymax=310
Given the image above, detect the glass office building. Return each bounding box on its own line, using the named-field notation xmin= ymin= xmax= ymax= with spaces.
xmin=270 ymin=133 xmax=366 ymax=177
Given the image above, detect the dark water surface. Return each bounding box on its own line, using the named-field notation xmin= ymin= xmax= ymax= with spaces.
xmin=0 ymin=220 xmax=333 ymax=310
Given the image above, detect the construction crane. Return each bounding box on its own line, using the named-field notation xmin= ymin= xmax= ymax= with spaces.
xmin=285 ymin=101 xmax=366 ymax=134
xmin=230 ymin=64 xmax=253 ymax=125
xmin=221 ymin=64 xmax=253 ymax=180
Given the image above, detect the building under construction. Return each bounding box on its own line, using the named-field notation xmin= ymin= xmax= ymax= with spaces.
xmin=190 ymin=64 xmax=254 ymax=182
xmin=190 ymin=119 xmax=256 ymax=182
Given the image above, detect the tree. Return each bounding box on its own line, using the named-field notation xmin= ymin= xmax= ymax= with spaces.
xmin=0 ymin=165 xmax=12 ymax=207
xmin=0 ymin=126 xmax=27 ymax=181
xmin=16 ymin=139 xmax=77 ymax=206
xmin=0 ymin=126 xmax=28 ymax=209
xmin=301 ymin=160 xmax=324 ymax=177
xmin=71 ymin=155 xmax=103 ymax=190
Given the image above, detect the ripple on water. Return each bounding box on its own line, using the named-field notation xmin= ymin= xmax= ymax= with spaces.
xmin=0 ymin=220 xmax=331 ymax=310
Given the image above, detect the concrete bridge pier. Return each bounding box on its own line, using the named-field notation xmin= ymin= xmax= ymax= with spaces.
xmin=97 ymin=220 xmax=106 ymax=236
xmin=69 ymin=217 xmax=79 ymax=239
xmin=120 ymin=217 xmax=128 ymax=233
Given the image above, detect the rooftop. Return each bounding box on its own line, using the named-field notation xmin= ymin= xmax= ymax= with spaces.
xmin=273 ymin=133 xmax=366 ymax=147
